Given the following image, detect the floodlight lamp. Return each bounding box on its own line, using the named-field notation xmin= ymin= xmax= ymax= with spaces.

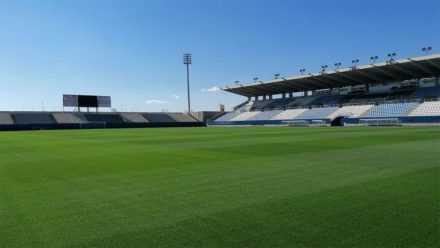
xmin=183 ymin=53 xmax=192 ymax=64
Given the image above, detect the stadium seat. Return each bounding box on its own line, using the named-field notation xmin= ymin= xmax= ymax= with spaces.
xmin=328 ymin=104 xmax=374 ymax=119
xmin=261 ymin=98 xmax=297 ymax=109
xmin=285 ymin=96 xmax=318 ymax=108
xmin=408 ymin=101 xmax=440 ymax=116
xmin=363 ymin=102 xmax=418 ymax=117
xmin=52 ymin=112 xmax=88 ymax=124
xmin=143 ymin=113 xmax=176 ymax=122
xmin=295 ymin=107 xmax=338 ymax=119
xmin=247 ymin=110 xmax=283 ymax=120
xmin=0 ymin=112 xmax=14 ymax=125
xmin=229 ymin=111 xmax=261 ymax=121
xmin=13 ymin=112 xmax=56 ymax=124
xmin=250 ymin=100 xmax=275 ymax=110
xmin=167 ymin=113 xmax=198 ymax=122
xmin=270 ymin=109 xmax=308 ymax=120
xmin=120 ymin=113 xmax=149 ymax=123
xmin=83 ymin=114 xmax=125 ymax=123
xmin=214 ymin=112 xmax=241 ymax=122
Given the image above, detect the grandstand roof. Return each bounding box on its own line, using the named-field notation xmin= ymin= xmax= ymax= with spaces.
xmin=222 ymin=54 xmax=440 ymax=97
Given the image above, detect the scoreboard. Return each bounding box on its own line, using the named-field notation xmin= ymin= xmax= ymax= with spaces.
xmin=63 ymin=95 xmax=111 ymax=108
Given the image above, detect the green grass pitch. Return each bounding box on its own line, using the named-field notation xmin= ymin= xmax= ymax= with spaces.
xmin=1 ymin=126 xmax=439 ymax=247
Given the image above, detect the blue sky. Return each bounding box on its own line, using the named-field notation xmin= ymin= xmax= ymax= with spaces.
xmin=0 ymin=0 xmax=438 ymax=112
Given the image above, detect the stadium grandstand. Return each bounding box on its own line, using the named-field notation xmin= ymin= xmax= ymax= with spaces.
xmin=0 ymin=111 xmax=203 ymax=131
xmin=1 ymin=54 xmax=439 ymax=131
xmin=0 ymin=92 xmax=220 ymax=131
xmin=209 ymin=54 xmax=440 ymax=126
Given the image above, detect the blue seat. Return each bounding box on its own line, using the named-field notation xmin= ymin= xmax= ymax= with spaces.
xmin=248 ymin=110 xmax=283 ymax=120
xmin=363 ymin=102 xmax=417 ymax=117
xmin=214 ymin=112 xmax=241 ymax=121
xmin=295 ymin=107 xmax=338 ymax=119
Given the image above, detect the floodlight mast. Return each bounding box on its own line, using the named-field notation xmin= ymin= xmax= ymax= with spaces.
xmin=183 ymin=53 xmax=192 ymax=114
xmin=422 ymin=46 xmax=432 ymax=55
xmin=370 ymin=56 xmax=378 ymax=63
xmin=352 ymin=59 xmax=359 ymax=68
